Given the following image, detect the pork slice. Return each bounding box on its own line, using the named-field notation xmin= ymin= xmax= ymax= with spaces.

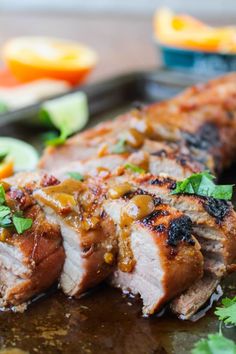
xmin=103 ymin=194 xmax=203 ymax=316
xmin=51 ymin=144 xmax=202 ymax=185
xmin=38 ymin=118 xmax=129 ymax=171
xmin=0 ymin=201 xmax=64 ymax=310
xmin=33 ymin=179 xmax=117 ymax=297
xmin=125 ymin=173 xmax=236 ymax=318
xmin=132 ymin=174 xmax=236 ymax=272
xmin=170 ymin=275 xmax=220 ymax=320
xmin=39 ymin=73 xmax=236 ymax=175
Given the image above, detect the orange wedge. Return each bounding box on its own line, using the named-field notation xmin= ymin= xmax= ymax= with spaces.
xmin=3 ymin=37 xmax=98 ymax=86
xmin=0 ymin=160 xmax=14 ymax=179
xmin=154 ymin=8 xmax=236 ymax=52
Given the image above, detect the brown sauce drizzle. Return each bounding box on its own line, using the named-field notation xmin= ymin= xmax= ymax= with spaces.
xmin=109 ymin=183 xmax=155 ymax=272
xmin=131 ymin=115 xmax=155 ymax=138
xmin=125 ymin=128 xmax=145 ymax=149
xmin=108 ymin=183 xmax=133 ymax=199
xmin=35 ymin=179 xmax=102 ymax=232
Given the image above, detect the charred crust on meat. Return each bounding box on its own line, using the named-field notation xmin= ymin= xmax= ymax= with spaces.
xmin=123 ymin=188 xmax=148 ymax=200
xmin=8 ymin=188 xmax=25 ymax=204
xmin=226 ymin=110 xmax=234 ymax=120
xmin=150 ymin=177 xmax=176 ymax=190
xmin=100 ymin=210 xmax=107 ymax=219
xmin=153 ymin=224 xmax=166 ymax=233
xmin=167 ymin=216 xmax=194 ymax=247
xmin=202 ymin=197 xmax=230 ymax=222
xmin=175 ymin=154 xmax=194 ymax=167
xmin=40 ymin=174 xmax=60 ymax=187
xmin=123 ymin=189 xmax=163 ymax=207
xmin=153 ymin=197 xmax=162 ymax=206
xmin=151 ymin=149 xmax=167 ymax=158
xmin=7 ymin=187 xmax=34 ymax=210
xmin=141 ymin=210 xmax=169 ymax=227
xmin=183 ymin=123 xmax=220 ymax=151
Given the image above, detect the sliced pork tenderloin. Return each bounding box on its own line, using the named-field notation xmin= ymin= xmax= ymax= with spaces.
xmin=51 ymin=145 xmax=202 ymax=185
xmin=38 ymin=118 xmax=129 ymax=171
xmin=170 ymin=275 xmax=220 ymax=320
xmin=120 ymin=173 xmax=236 ymax=318
xmin=33 ymin=176 xmax=203 ymax=315
xmin=39 ymin=73 xmax=236 ymax=175
xmin=33 ymin=178 xmax=118 ymax=297
xmin=0 ymin=183 xmax=64 ymax=310
xmin=102 ymin=188 xmax=203 ymax=315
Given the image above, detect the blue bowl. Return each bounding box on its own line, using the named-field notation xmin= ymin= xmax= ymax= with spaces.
xmin=157 ymin=43 xmax=236 ymax=74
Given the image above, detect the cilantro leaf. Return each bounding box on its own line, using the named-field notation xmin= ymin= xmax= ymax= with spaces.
xmin=124 ymin=163 xmax=145 ymax=174
xmin=215 ymin=297 xmax=236 ymax=325
xmin=13 ymin=215 xmax=33 ymax=235
xmin=0 ymin=206 xmax=12 ymax=228
xmin=0 ymin=185 xmax=6 ymax=205
xmin=111 ymin=138 xmax=127 ymax=154
xmin=172 ymin=172 xmax=233 ymax=200
xmin=67 ymin=172 xmax=84 ymax=181
xmin=192 ymin=333 xmax=236 ymax=354
xmin=0 ymin=205 xmax=10 ymax=218
xmin=0 ymin=216 xmax=12 ymax=228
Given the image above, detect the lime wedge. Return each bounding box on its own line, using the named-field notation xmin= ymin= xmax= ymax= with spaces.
xmin=0 ymin=137 xmax=38 ymax=172
xmin=39 ymin=91 xmax=89 ymax=136
xmin=0 ymin=101 xmax=8 ymax=114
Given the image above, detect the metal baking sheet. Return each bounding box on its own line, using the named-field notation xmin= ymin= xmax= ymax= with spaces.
xmin=0 ymin=69 xmax=235 ymax=354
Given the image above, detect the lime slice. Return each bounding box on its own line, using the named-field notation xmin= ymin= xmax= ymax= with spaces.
xmin=0 ymin=101 xmax=8 ymax=114
xmin=39 ymin=91 xmax=89 ymax=136
xmin=0 ymin=137 xmax=38 ymax=172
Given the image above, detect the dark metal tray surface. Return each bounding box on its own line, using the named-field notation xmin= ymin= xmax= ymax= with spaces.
xmin=0 ymin=69 xmax=235 ymax=354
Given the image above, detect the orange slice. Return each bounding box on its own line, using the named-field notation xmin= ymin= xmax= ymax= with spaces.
xmin=0 ymin=160 xmax=14 ymax=179
xmin=154 ymin=8 xmax=236 ymax=52
xmin=3 ymin=37 xmax=98 ymax=86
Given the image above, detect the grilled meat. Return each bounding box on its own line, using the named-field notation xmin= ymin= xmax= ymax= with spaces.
xmin=2 ymin=73 xmax=236 ymax=318
xmin=170 ymin=275 xmax=221 ymax=320
xmin=36 ymin=73 xmax=236 ymax=318
xmin=119 ymin=172 xmax=236 ymax=318
xmin=39 ymin=73 xmax=236 ymax=174
xmin=32 ymin=177 xmax=203 ymax=315
xmin=0 ymin=177 xmax=64 ymax=310
xmin=52 ymin=146 xmax=201 ymax=183
xmin=103 ymin=189 xmax=203 ymax=315
xmin=34 ymin=179 xmax=117 ymax=297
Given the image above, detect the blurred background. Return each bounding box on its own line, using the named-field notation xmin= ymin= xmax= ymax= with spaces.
xmin=1 ymin=0 xmax=236 ymax=82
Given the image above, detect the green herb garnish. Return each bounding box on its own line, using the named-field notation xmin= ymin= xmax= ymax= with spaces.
xmin=0 ymin=205 xmax=12 ymax=228
xmin=124 ymin=163 xmax=145 ymax=174
xmin=0 ymin=185 xmax=6 ymax=205
xmin=215 ymin=297 xmax=236 ymax=326
xmin=13 ymin=215 xmax=33 ymax=235
xmin=111 ymin=138 xmax=127 ymax=154
xmin=172 ymin=172 xmax=233 ymax=200
xmin=67 ymin=172 xmax=84 ymax=181
xmin=0 ymin=184 xmax=32 ymax=235
xmin=192 ymin=333 xmax=236 ymax=354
